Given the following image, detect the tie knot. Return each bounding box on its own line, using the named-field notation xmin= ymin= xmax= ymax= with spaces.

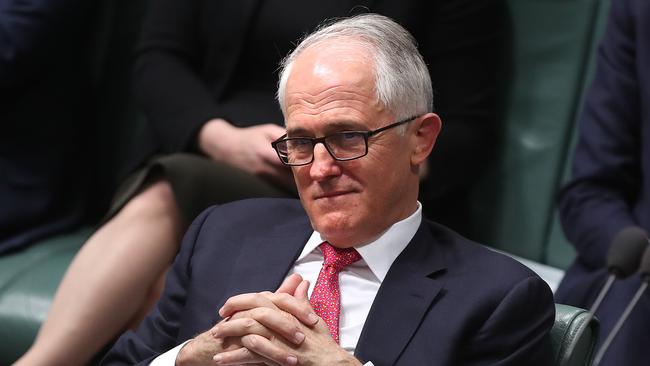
xmin=319 ymin=242 xmax=361 ymax=271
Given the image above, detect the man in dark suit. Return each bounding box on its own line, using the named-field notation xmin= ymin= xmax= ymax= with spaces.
xmin=555 ymin=0 xmax=650 ymax=364
xmin=102 ymin=14 xmax=554 ymax=366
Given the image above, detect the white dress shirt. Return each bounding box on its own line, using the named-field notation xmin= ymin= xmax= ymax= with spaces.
xmin=151 ymin=202 xmax=422 ymax=365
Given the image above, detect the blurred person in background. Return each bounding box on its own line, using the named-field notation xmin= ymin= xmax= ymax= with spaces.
xmin=555 ymin=0 xmax=650 ymax=364
xmin=0 ymin=1 xmax=98 ymax=254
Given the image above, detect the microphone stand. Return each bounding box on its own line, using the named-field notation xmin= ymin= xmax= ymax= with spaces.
xmin=592 ymin=279 xmax=649 ymax=366
xmin=561 ymin=274 xmax=615 ymax=361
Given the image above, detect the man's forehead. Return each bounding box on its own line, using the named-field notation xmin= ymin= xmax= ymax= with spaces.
xmin=281 ymin=39 xmax=388 ymax=133
xmin=287 ymin=42 xmax=373 ymax=86
xmin=283 ymin=91 xmax=384 ymax=130
xmin=283 ymin=47 xmax=378 ymax=114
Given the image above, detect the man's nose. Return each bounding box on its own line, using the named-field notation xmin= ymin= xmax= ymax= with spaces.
xmin=309 ymin=143 xmax=341 ymax=181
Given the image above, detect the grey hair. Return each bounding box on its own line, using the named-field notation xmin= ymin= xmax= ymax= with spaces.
xmin=276 ymin=13 xmax=433 ymax=122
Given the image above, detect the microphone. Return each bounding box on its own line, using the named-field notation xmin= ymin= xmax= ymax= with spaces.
xmin=563 ymin=226 xmax=648 ymax=362
xmin=590 ymin=227 xmax=648 ymax=313
xmin=592 ymin=244 xmax=650 ymax=366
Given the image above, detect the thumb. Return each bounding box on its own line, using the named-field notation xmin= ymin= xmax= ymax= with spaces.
xmin=294 ymin=280 xmax=310 ymax=300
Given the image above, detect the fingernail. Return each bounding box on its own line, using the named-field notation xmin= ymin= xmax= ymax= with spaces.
xmin=287 ymin=355 xmax=298 ymax=365
xmin=213 ymin=355 xmax=222 ymax=363
xmin=308 ymin=313 xmax=319 ymax=324
xmin=218 ymin=307 xmax=225 ymax=317
xmin=294 ymin=332 xmax=305 ymax=344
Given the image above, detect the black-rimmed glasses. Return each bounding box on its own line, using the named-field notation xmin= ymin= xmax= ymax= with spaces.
xmin=271 ymin=116 xmax=418 ymax=166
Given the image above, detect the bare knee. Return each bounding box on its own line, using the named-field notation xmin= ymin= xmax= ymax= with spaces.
xmin=104 ymin=178 xmax=184 ymax=254
xmin=122 ymin=179 xmax=178 ymax=220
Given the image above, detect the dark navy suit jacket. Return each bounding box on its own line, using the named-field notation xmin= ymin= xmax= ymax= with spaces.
xmin=555 ymin=0 xmax=650 ymax=364
xmin=102 ymin=198 xmax=554 ymax=365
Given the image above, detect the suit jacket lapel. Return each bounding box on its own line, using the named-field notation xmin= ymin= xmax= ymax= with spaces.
xmin=355 ymin=222 xmax=446 ymax=365
xmin=225 ymin=213 xmax=312 ymax=296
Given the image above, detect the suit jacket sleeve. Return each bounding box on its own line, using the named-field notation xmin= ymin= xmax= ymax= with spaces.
xmin=133 ymin=0 xmax=219 ymax=152
xmin=558 ymin=0 xmax=641 ymax=269
xmin=459 ymin=276 xmax=555 ymax=366
xmin=100 ymin=206 xmax=217 ymax=366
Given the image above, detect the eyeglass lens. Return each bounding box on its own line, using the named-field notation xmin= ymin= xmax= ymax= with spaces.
xmin=278 ymin=132 xmax=368 ymax=165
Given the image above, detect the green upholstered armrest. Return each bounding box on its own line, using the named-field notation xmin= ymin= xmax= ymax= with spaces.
xmin=552 ymin=304 xmax=599 ymax=366
xmin=0 ymin=228 xmax=92 ymax=365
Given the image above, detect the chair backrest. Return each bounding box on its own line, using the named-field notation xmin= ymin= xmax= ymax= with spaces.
xmin=552 ymin=304 xmax=599 ymax=366
xmin=544 ymin=0 xmax=610 ymax=269
xmin=466 ymin=0 xmax=611 ymax=269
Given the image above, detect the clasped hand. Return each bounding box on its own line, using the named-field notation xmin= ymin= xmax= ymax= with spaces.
xmin=176 ymin=274 xmax=361 ymax=366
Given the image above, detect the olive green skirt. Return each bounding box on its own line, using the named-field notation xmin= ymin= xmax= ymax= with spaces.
xmin=106 ymin=153 xmax=294 ymax=225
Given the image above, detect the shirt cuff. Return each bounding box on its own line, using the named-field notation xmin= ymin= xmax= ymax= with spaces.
xmin=149 ymin=340 xmax=191 ymax=366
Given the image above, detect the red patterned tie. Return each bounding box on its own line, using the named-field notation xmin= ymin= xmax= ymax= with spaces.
xmin=309 ymin=242 xmax=361 ymax=344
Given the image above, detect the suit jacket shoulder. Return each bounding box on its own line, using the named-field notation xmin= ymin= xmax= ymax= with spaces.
xmin=355 ymin=219 xmax=555 ymax=365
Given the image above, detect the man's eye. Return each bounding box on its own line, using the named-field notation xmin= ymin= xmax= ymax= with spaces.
xmin=294 ymin=139 xmax=311 ymax=146
xmin=287 ymin=139 xmax=312 ymax=149
xmin=341 ymin=132 xmax=361 ymax=140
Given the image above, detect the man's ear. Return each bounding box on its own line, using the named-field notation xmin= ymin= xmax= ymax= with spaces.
xmin=410 ymin=113 xmax=442 ymax=166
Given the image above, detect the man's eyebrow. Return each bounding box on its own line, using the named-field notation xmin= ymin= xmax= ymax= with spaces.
xmin=286 ymin=120 xmax=367 ymax=137
xmin=326 ymin=120 xmax=367 ymax=131
xmin=286 ymin=127 xmax=312 ymax=137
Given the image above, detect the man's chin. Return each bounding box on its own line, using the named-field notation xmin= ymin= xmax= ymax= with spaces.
xmin=308 ymin=211 xmax=360 ymax=243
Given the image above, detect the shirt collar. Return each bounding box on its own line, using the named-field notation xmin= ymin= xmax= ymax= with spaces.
xmin=297 ymin=202 xmax=422 ymax=282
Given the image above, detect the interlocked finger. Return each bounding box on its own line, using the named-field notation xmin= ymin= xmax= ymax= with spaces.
xmin=212 ymin=346 xmax=268 ymax=365
xmin=241 ymin=334 xmax=298 ymax=366
xmin=220 ymin=292 xmax=279 ymax=318
xmin=259 ymin=292 xmax=319 ymax=326
xmin=214 ymin=307 xmax=306 ymax=346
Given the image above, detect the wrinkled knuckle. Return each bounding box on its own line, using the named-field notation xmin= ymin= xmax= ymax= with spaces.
xmin=214 ymin=337 xmax=225 ymax=348
xmin=244 ymin=318 xmax=256 ymax=329
xmin=239 ymin=347 xmax=253 ymax=359
xmin=242 ymin=334 xmax=259 ymax=349
xmin=210 ymin=324 xmax=221 ymax=335
xmin=291 ymin=320 xmax=302 ymax=332
xmin=300 ymin=307 xmax=314 ymax=319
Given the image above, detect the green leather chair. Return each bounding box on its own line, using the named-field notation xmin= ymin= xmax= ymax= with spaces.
xmin=552 ymin=304 xmax=599 ymax=366
xmin=0 ymin=230 xmax=92 ymax=364
xmin=467 ymin=0 xmax=610 ymax=269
